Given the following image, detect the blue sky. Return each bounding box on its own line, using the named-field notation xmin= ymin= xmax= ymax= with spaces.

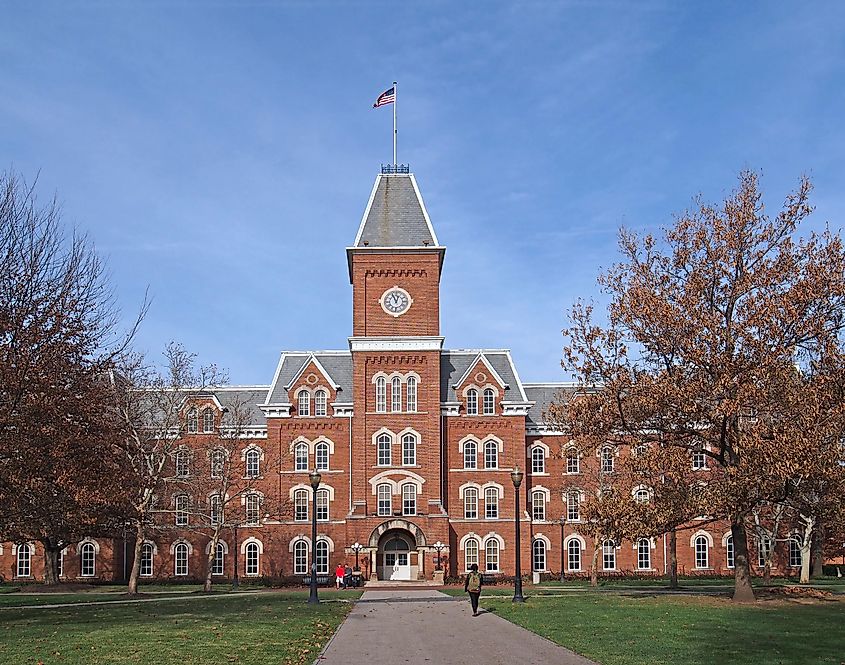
xmin=3 ymin=1 xmax=844 ymax=384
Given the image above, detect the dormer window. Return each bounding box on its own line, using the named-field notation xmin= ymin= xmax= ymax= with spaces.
xmin=482 ymin=388 xmax=495 ymax=415
xmin=297 ymin=390 xmax=310 ymax=416
xmin=466 ymin=389 xmax=478 ymax=416
xmin=186 ymin=407 xmax=198 ymax=434
xmin=202 ymin=407 xmax=214 ymax=434
xmin=314 ymin=389 xmax=328 ymax=417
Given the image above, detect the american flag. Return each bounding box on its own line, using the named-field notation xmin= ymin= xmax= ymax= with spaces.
xmin=373 ymin=86 xmax=395 ymax=108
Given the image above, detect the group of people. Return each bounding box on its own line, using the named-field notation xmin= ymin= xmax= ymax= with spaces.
xmin=334 ymin=563 xmax=357 ymax=589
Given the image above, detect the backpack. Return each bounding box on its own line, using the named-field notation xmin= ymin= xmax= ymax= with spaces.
xmin=467 ymin=571 xmax=482 ymax=592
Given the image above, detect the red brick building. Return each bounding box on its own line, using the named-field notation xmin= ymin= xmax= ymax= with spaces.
xmin=2 ymin=170 xmax=806 ymax=584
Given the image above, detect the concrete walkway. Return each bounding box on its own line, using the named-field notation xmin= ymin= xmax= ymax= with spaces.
xmin=317 ymin=589 xmax=597 ymax=665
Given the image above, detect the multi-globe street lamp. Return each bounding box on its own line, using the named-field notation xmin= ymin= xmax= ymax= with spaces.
xmin=510 ymin=466 xmax=525 ymax=603
xmin=308 ymin=468 xmax=322 ymax=605
xmin=351 ymin=541 xmax=363 ymax=572
xmin=433 ymin=540 xmax=445 ymax=571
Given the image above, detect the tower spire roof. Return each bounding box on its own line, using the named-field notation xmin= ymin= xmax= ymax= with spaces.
xmin=353 ymin=172 xmax=439 ymax=248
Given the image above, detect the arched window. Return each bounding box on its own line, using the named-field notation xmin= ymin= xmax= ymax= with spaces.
xmin=245 ymin=542 xmax=260 ymax=576
xmin=293 ymin=540 xmax=308 ymax=575
xmin=175 ymin=494 xmax=189 ymax=526
xmin=634 ymin=488 xmax=650 ymax=504
xmin=402 ymin=433 xmax=417 ymax=466
xmin=16 ymin=544 xmax=32 ymax=577
xmin=245 ymin=494 xmax=261 ymax=525
xmin=567 ymin=539 xmax=581 ymax=572
xmin=484 ymin=487 xmax=499 ymax=519
xmin=602 ymin=540 xmax=616 ymax=570
xmin=463 ymin=440 xmax=477 ymax=469
xmin=297 ymin=390 xmax=310 ymax=416
xmin=391 ymin=376 xmax=402 ymax=412
xmin=294 ymin=489 xmax=308 ymax=522
xmin=532 ymin=491 xmax=546 ymax=521
xmin=174 ymin=543 xmax=189 ymax=576
xmin=202 ymin=407 xmax=214 ymax=433
xmin=465 ymin=537 xmax=479 ymax=571
xmin=566 ymin=491 xmax=580 ymax=522
xmin=315 ymin=442 xmax=330 ymax=470
xmin=482 ymin=388 xmax=495 ymax=415
xmin=532 ymin=539 xmax=546 ymax=572
xmin=485 ymin=538 xmax=499 ymax=572
xmin=210 ymin=494 xmax=223 ymax=525
xmin=464 ymin=488 xmax=478 ymax=519
xmin=377 ymin=433 xmax=392 ymax=466
xmin=316 ymin=540 xmax=329 ymax=575
xmin=245 ymin=449 xmax=261 ymax=478
xmin=694 ymin=535 xmax=709 ymax=569
xmin=175 ymin=449 xmax=190 ymax=477
xmin=210 ymin=449 xmax=225 ymax=478
xmin=377 ymin=483 xmax=392 ymax=516
xmin=566 ymin=449 xmax=580 ymax=474
xmin=186 ymin=407 xmax=198 ymax=434
xmin=788 ymin=538 xmax=802 ymax=568
xmin=531 ymin=446 xmax=545 ymax=474
xmin=212 ymin=542 xmax=225 ymax=576
xmin=375 ymin=377 xmax=387 ymax=413
xmin=484 ymin=440 xmax=498 ymax=469
xmin=140 ymin=542 xmax=154 ymax=577
xmin=294 ymin=442 xmax=309 ymax=471
xmin=406 ymin=376 xmax=417 ymax=412
xmin=314 ymin=389 xmax=328 ymax=417
xmin=466 ymin=388 xmax=478 ymax=416
xmin=726 ymin=535 xmax=735 ymax=569
xmin=757 ymin=536 xmax=772 ymax=568
xmin=80 ymin=542 xmax=96 ymax=577
xmin=637 ymin=539 xmax=651 ymax=570
xmin=316 ymin=489 xmax=329 ymax=522
xmin=402 ymin=483 xmax=417 ymax=516
xmin=601 ymin=446 xmax=615 ymax=473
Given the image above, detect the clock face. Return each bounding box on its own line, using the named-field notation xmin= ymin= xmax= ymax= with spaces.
xmin=380 ymin=287 xmax=413 ymax=317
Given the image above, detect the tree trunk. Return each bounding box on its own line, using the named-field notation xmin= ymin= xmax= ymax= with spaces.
xmin=668 ymin=529 xmax=679 ymax=590
xmin=127 ymin=521 xmax=145 ymax=595
xmin=763 ymin=561 xmax=771 ymax=586
xmin=799 ymin=516 xmax=814 ymax=584
xmin=204 ymin=527 xmax=222 ymax=592
xmin=810 ymin=523 xmax=825 ymax=578
xmin=41 ymin=540 xmax=61 ymax=585
xmin=730 ymin=519 xmax=755 ymax=602
xmin=590 ymin=538 xmax=599 ymax=587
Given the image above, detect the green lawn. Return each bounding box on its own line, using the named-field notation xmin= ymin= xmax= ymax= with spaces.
xmin=0 ymin=590 xmax=359 ymax=664
xmin=482 ymin=593 xmax=845 ymax=665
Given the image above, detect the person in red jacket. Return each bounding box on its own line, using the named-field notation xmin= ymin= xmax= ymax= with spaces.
xmin=335 ymin=563 xmax=345 ymax=590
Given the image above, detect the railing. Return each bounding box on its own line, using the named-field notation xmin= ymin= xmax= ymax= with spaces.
xmin=381 ymin=164 xmax=410 ymax=174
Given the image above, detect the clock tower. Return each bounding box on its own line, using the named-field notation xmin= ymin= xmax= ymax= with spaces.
xmin=346 ymin=169 xmax=448 ymax=524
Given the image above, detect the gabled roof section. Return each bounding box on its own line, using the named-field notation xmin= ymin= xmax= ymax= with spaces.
xmin=451 ymin=353 xmax=509 ymax=391
xmin=264 ymin=351 xmax=353 ymax=405
xmin=440 ymin=350 xmax=529 ymax=403
xmin=523 ymin=383 xmax=579 ymax=426
xmin=353 ymin=173 xmax=439 ymax=248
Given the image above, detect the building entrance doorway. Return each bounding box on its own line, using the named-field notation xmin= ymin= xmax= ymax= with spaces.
xmin=378 ymin=532 xmax=414 ymax=580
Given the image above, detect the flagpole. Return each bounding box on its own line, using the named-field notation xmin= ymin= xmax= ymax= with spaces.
xmin=393 ymin=81 xmax=397 ymax=166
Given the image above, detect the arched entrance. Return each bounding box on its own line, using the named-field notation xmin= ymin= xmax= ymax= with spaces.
xmin=368 ymin=519 xmax=428 ymax=581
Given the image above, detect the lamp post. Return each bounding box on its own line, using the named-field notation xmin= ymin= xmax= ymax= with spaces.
xmin=433 ymin=540 xmax=445 ymax=571
xmin=351 ymin=542 xmax=363 ymax=572
xmin=510 ymin=466 xmax=525 ymax=603
xmin=308 ymin=468 xmax=322 ymax=605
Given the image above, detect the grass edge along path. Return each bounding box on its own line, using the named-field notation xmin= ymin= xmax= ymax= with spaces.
xmin=0 ymin=590 xmax=360 ymax=665
xmin=482 ymin=593 xmax=845 ymax=665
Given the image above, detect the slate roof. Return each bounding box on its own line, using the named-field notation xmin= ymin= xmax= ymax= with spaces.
xmin=353 ymin=174 xmax=439 ymax=248
xmin=440 ymin=350 xmax=529 ymax=403
xmin=523 ymin=383 xmax=579 ymax=426
xmin=265 ymin=352 xmax=353 ymax=404
xmin=214 ymin=387 xmax=269 ymax=425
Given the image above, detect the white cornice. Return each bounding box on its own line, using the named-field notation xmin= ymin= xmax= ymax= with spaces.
xmin=440 ymin=402 xmax=461 ymax=416
xmin=349 ymin=336 xmax=444 ymax=352
xmin=260 ymin=403 xmax=292 ymax=418
xmin=501 ymin=401 xmax=533 ymax=416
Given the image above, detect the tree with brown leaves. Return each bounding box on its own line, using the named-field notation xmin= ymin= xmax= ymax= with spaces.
xmin=554 ymin=171 xmax=845 ymax=601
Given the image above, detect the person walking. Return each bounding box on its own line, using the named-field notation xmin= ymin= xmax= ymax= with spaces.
xmin=464 ymin=563 xmax=483 ymax=616
xmin=335 ymin=563 xmax=345 ymax=590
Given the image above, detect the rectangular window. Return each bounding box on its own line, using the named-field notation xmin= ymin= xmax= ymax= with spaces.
xmin=210 ymin=495 xmax=223 ymax=525
xmin=602 ymin=541 xmax=616 ymax=570
xmin=601 ymin=448 xmax=614 ymax=473
xmin=377 ymin=435 xmax=392 ymax=466
xmin=175 ymin=450 xmax=189 ymax=478
xmin=377 ymin=484 xmax=392 ymax=516
xmin=566 ymin=453 xmax=580 ymax=474
xmin=295 ymin=491 xmax=308 ymax=522
xmin=485 ymin=540 xmax=499 ymax=572
xmin=175 ymin=495 xmax=189 ymax=526
xmin=245 ymin=494 xmax=260 ymax=525
xmin=567 ymin=541 xmax=581 ymax=572
xmin=464 ymin=539 xmax=479 ymax=571
xmin=758 ymin=537 xmax=771 ymax=568
xmin=567 ymin=492 xmax=580 ymax=522
xmin=295 ymin=444 xmax=309 ymax=471
xmin=140 ymin=545 xmax=153 ymax=577
xmin=482 ymin=389 xmax=495 ymax=415
xmin=315 ymin=444 xmax=329 ymax=470
xmin=485 ymin=487 xmax=498 ymax=519
xmin=692 ymin=450 xmax=706 ymax=470
xmin=789 ymin=539 xmax=802 ymax=568
xmin=314 ymin=391 xmax=327 ymax=417
xmin=726 ymin=537 xmax=735 ymax=569
xmin=402 ymin=434 xmax=416 ymax=466
xmin=316 ymin=490 xmax=329 ymax=522
xmin=211 ymin=450 xmax=225 ymax=478
xmin=637 ymin=540 xmax=651 ymax=570
xmin=532 ymin=492 xmax=545 ymax=521
xmin=376 ymin=378 xmax=386 ymax=413
xmin=212 ymin=544 xmax=224 ymax=576
xmin=406 ymin=378 xmax=417 ymax=412
xmin=464 ymin=489 xmax=478 ymax=519
xmin=402 ymin=484 xmax=417 ymax=516
xmin=466 ymin=390 xmax=478 ymax=416
xmin=391 ymin=378 xmax=402 ymax=412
